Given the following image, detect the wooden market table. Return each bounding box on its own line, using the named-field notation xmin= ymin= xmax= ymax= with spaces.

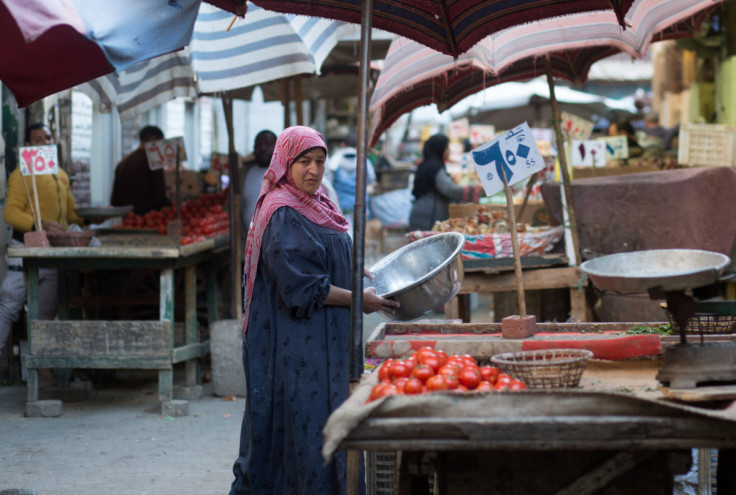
xmin=333 ymin=353 xmax=736 ymax=494
xmin=444 ymin=255 xmax=588 ymax=323
xmin=8 ymin=233 xmax=227 ymax=415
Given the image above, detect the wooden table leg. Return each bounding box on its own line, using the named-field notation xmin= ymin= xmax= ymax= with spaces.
xmin=184 ymin=265 xmax=197 ymax=387
xmin=159 ymin=268 xmax=175 ymax=401
xmin=26 ymin=266 xmax=39 ymax=403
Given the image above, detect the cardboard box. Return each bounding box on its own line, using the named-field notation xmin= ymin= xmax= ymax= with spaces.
xmin=165 ymin=169 xmax=202 ymax=200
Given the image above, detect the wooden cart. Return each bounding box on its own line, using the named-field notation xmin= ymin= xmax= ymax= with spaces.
xmin=8 ymin=234 xmax=226 ymax=415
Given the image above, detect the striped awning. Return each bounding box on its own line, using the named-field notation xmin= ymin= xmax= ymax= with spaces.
xmin=77 ymin=3 xmax=343 ymax=120
xmin=367 ymin=0 xmax=719 ymax=145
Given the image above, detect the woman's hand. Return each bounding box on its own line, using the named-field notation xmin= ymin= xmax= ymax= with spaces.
xmin=363 ymin=267 xmax=375 ymax=280
xmin=362 ymin=287 xmax=400 ymax=315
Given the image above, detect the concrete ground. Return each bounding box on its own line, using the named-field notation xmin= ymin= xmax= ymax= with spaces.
xmin=0 ymin=298 xmax=494 ymax=495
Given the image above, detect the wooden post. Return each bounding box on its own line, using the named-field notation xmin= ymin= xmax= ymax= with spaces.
xmin=501 ymin=170 xmax=526 ymax=318
xmin=294 ymin=76 xmax=304 ymax=126
xmin=222 ymin=95 xmax=243 ymax=319
xmin=545 ymin=57 xmax=581 ymax=265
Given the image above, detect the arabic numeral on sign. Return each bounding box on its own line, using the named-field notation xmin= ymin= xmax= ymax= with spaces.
xmin=472 ymin=141 xmax=514 ymax=182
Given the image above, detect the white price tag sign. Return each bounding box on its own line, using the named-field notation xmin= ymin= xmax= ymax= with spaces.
xmin=471 ymin=122 xmax=545 ymax=197
xmin=19 ymin=145 xmax=59 ymax=176
xmin=598 ymin=135 xmax=629 ymax=160
xmin=570 ymin=140 xmax=606 ymax=167
xmin=145 ymin=137 xmax=187 ymax=170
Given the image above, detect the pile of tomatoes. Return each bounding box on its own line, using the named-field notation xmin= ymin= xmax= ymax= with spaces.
xmin=118 ymin=190 xmax=230 ymax=245
xmin=368 ymin=346 xmax=527 ymax=403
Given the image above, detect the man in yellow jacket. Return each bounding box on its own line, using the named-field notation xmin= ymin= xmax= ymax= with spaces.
xmin=1 ymin=123 xmax=86 ymax=387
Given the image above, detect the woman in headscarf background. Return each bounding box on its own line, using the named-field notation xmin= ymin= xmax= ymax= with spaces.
xmin=229 ymin=126 xmax=398 ymax=495
xmin=408 ymin=133 xmax=484 ymax=231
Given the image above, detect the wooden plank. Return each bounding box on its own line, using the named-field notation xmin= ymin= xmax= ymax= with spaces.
xmin=30 ymin=320 xmax=171 ymax=357
xmin=26 ymin=355 xmax=171 ymax=369
xmin=459 ymin=267 xmax=583 ymax=294
xmin=342 ymin=415 xmax=736 ymax=451
xmin=380 ymin=322 xmax=662 ymax=335
xmin=462 ymin=255 xmax=569 ymax=273
xmin=8 ymin=245 xmax=181 ymax=259
xmin=172 ymin=342 xmax=209 ymax=363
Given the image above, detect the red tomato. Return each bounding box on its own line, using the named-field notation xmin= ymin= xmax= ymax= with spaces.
xmin=368 ymin=383 xmax=400 ymax=402
xmin=480 ymin=365 xmax=501 ymax=384
xmin=455 ymin=384 xmax=469 ymax=392
xmin=389 ymin=361 xmax=411 ymax=380
xmin=443 ymin=374 xmax=459 ymax=390
xmin=393 ymin=377 xmax=409 ymax=389
xmin=496 ymin=373 xmax=513 ymax=386
xmin=419 ymin=355 xmax=441 ymax=372
xmin=510 ymin=380 xmax=527 ymax=391
xmin=410 ymin=364 xmax=434 ymax=383
xmin=435 ymin=349 xmax=448 ymax=366
xmin=494 ymin=382 xmax=510 ymax=391
xmin=377 ymin=359 xmax=394 ymax=381
xmin=403 ymin=378 xmax=424 ymax=395
xmin=458 ymin=366 xmax=482 ymax=390
xmin=425 ymin=375 xmax=449 ymax=392
xmin=459 ymin=354 xmax=477 ymax=367
xmin=402 ymin=356 xmax=418 ymax=372
xmin=475 ymin=381 xmax=494 ymax=392
xmin=414 ymin=347 xmax=437 ymax=363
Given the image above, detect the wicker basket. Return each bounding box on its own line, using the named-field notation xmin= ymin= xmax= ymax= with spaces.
xmin=490 ymin=349 xmax=593 ymax=389
xmin=46 ymin=231 xmax=94 ymax=247
xmin=662 ymin=308 xmax=736 ymax=335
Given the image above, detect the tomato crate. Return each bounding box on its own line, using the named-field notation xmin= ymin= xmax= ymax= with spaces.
xmin=366 ymin=451 xmax=398 ymax=495
xmin=677 ymin=123 xmax=736 ymax=167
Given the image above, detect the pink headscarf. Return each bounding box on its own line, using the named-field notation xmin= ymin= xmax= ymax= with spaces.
xmin=242 ymin=126 xmax=349 ymax=333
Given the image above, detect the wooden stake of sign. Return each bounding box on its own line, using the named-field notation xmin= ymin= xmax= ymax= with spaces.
xmin=20 ymin=174 xmax=40 ymax=231
xmin=501 ymin=168 xmax=527 ymax=318
xmin=29 ymin=162 xmax=43 ymax=232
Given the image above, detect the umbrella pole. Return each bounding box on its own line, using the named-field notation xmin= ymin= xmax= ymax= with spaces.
xmin=501 ymin=170 xmax=527 ymax=318
xmin=222 ymin=95 xmax=243 ymax=319
xmin=545 ymin=57 xmax=581 ymax=265
xmin=349 ymin=0 xmax=373 ymax=386
xmin=294 ymin=76 xmax=304 ymax=126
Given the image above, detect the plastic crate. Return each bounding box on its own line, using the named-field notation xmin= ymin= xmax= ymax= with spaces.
xmin=366 ymin=451 xmax=398 ymax=495
xmin=678 ymin=123 xmax=736 ymax=167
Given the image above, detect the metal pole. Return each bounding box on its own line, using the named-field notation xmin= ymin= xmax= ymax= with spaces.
xmin=222 ymin=95 xmax=243 ymax=319
xmin=545 ymin=57 xmax=581 ymax=265
xmin=349 ymin=0 xmax=373 ymax=384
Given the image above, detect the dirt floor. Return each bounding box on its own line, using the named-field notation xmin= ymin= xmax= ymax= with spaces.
xmin=0 ymin=372 xmax=244 ymax=495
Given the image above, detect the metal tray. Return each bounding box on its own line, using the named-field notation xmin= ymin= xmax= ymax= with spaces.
xmin=579 ymin=249 xmax=730 ymax=293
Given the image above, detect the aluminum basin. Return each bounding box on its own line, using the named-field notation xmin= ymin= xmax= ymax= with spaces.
xmin=365 ymin=232 xmax=465 ymax=321
xmin=579 ymin=249 xmax=731 ymax=293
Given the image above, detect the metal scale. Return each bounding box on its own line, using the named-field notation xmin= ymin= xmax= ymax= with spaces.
xmin=580 ymin=249 xmax=735 ymax=389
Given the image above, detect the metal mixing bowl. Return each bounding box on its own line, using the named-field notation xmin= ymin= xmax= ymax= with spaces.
xmin=579 ymin=249 xmax=731 ymax=293
xmin=364 ymin=232 xmax=465 ymax=321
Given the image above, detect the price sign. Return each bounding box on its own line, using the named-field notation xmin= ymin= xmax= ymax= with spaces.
xmin=145 ymin=137 xmax=187 ymax=170
xmin=597 ymin=135 xmax=629 ymax=160
xmin=560 ymin=112 xmax=594 ymax=141
xmin=570 ymin=140 xmax=606 ymax=167
xmin=471 ymin=122 xmax=545 ymax=197
xmin=18 ymin=145 xmax=59 ymax=176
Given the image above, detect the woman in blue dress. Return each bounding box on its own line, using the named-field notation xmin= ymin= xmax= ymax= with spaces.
xmin=230 ymin=126 xmax=399 ymax=495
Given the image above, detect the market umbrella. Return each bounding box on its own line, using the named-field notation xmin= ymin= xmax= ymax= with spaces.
xmin=77 ymin=3 xmax=344 ymax=121
xmin=251 ymin=0 xmax=634 ymax=58
xmin=368 ymin=0 xmax=717 ymax=145
xmin=0 ymin=0 xmax=245 ymax=109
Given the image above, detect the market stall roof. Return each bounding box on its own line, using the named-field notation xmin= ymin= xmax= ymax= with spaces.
xmin=0 ymin=0 xmax=245 ymax=108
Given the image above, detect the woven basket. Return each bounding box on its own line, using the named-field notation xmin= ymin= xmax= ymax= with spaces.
xmin=662 ymin=307 xmax=736 ymax=335
xmin=490 ymin=349 xmax=593 ymax=389
xmin=46 ymin=231 xmax=94 ymax=247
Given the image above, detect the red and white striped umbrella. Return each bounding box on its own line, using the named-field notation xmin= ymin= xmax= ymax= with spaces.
xmin=368 ymin=0 xmax=718 ymax=146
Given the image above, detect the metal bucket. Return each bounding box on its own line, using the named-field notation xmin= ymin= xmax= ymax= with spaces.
xmin=365 ymin=232 xmax=465 ymax=321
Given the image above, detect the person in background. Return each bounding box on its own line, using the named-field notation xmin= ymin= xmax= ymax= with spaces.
xmin=240 ymin=130 xmax=277 ymax=243
xmin=328 ymin=133 xmax=378 ymax=237
xmin=0 ymin=123 xmax=86 ymax=388
xmin=408 ymin=133 xmax=484 ymax=232
xmin=642 ymin=110 xmax=678 ymax=151
xmin=110 ymin=125 xmax=172 ymax=216
xmin=229 ymin=126 xmax=398 ymax=495
xmin=608 ymin=119 xmax=643 ymax=158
